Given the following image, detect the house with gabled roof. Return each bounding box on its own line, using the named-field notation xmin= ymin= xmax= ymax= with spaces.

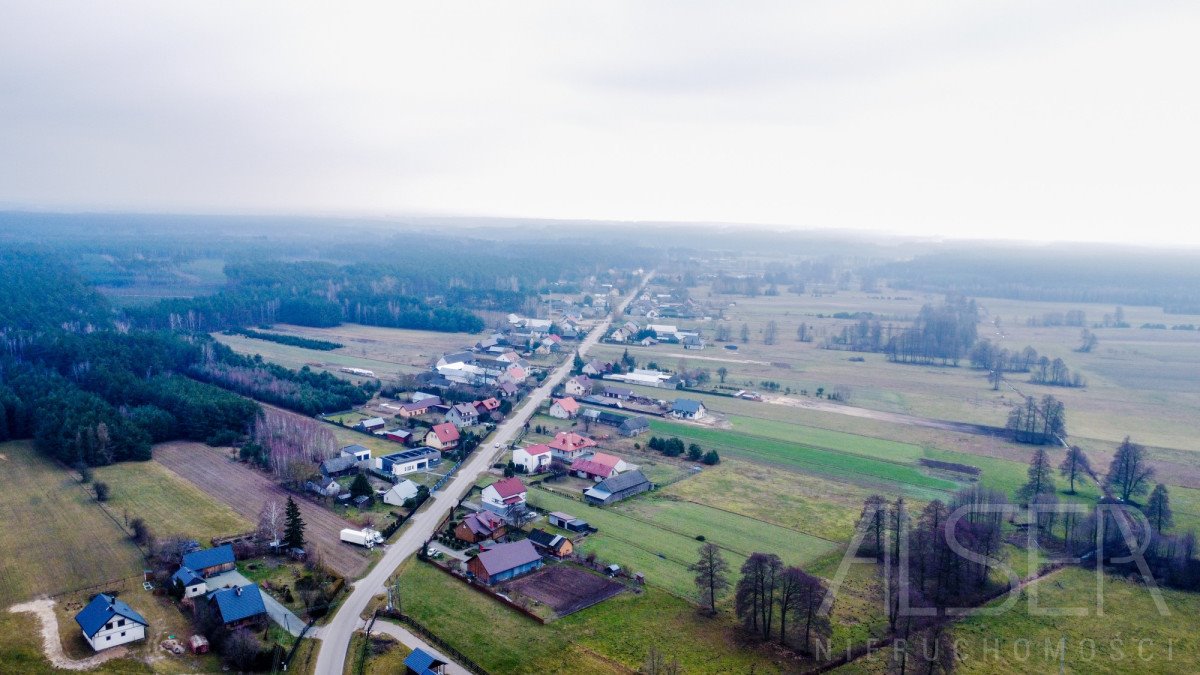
xmin=467 ymin=539 xmax=543 ymax=585
xmin=320 ymin=454 xmax=358 ymax=478
xmin=564 ymin=375 xmax=592 ymax=397
xmin=570 ymin=452 xmax=627 ymax=481
xmin=619 ymin=416 xmax=650 ymax=437
xmin=481 ymin=477 xmax=527 ymax=516
xmin=75 ymin=593 xmax=148 ymax=651
xmin=454 ymin=510 xmax=507 ymax=544
xmin=549 ymin=397 xmax=580 ymax=419
xmin=171 ymin=567 xmax=208 ymax=599
xmin=425 ymin=422 xmax=461 ymax=450
xmin=513 ymin=443 xmax=552 ymax=474
xmin=356 ymin=417 xmax=387 ymax=433
xmin=585 ymin=469 xmax=652 ymax=505
xmin=527 ymin=528 xmax=573 ymax=558
xmin=207 ymin=584 xmax=268 ymax=628
xmin=670 ymin=398 xmax=707 ymax=420
xmin=581 ymin=360 xmax=608 ymax=376
xmin=182 ymin=544 xmax=235 ymax=577
xmin=549 ymin=432 xmax=598 ymax=462
xmin=445 ymin=403 xmax=479 ymax=427
xmin=398 ymin=397 xmax=440 ymax=417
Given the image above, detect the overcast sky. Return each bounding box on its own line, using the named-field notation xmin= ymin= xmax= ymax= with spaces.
xmin=2 ymin=1 xmax=1198 ymax=245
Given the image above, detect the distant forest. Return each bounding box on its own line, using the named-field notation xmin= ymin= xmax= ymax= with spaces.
xmin=875 ymin=248 xmax=1200 ymax=312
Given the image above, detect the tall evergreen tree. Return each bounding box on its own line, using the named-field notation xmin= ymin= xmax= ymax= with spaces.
xmin=284 ymin=496 xmax=306 ymax=549
xmin=1105 ymin=436 xmax=1154 ymax=502
xmin=1143 ymin=483 xmax=1173 ymax=532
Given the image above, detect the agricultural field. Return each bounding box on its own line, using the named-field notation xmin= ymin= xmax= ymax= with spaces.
xmin=154 ymin=441 xmax=371 ymax=579
xmin=393 ymin=559 xmax=808 ymax=673
xmin=0 ymin=441 xmax=146 ymax=608
xmin=92 ymin=460 xmax=251 ymax=542
xmin=212 ymin=322 xmax=481 ymax=384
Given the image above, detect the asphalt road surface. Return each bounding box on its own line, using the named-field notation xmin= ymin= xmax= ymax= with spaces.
xmin=314 ymin=272 xmax=652 ymax=675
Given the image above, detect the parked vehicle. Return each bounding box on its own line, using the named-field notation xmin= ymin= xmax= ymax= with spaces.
xmin=340 ymin=528 xmax=384 ymax=548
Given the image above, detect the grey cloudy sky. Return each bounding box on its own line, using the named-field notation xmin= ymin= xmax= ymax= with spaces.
xmin=2 ymin=1 xmax=1198 ymax=245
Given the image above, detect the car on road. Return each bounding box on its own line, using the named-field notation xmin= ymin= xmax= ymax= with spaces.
xmin=494 ymin=442 xmax=501 ymax=448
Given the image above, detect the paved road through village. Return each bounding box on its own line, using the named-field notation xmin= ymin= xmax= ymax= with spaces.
xmin=314 ymin=272 xmax=652 ymax=675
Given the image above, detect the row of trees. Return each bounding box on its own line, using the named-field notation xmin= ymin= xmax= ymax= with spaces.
xmin=645 ymin=436 xmax=720 ymax=464
xmin=688 ymin=543 xmax=832 ymax=655
xmin=1005 ymin=395 xmax=1066 ymax=445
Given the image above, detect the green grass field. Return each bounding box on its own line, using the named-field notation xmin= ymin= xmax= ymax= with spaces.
xmin=394 ymin=559 xmax=802 ymax=673
xmin=0 ymin=441 xmax=146 ymax=608
xmin=93 ymin=460 xmax=251 ymax=541
xmin=950 ymin=567 xmax=1200 ymax=673
xmin=527 ymin=487 xmax=836 ymax=599
xmin=647 ymin=418 xmax=959 ymax=499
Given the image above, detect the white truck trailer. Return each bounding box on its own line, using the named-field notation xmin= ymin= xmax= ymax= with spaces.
xmin=340 ymin=528 xmax=384 ymax=548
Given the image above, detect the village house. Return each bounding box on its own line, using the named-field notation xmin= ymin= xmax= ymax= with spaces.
xmin=181 ymin=544 xmax=236 ymax=578
xmin=375 ymin=447 xmax=441 ymax=477
xmin=398 ymin=397 xmax=440 ymax=418
xmin=585 ymin=469 xmax=652 ymax=505
xmin=454 ymin=510 xmax=507 ymax=544
xmin=75 ymin=593 xmax=148 ymax=652
xmin=207 ymin=584 xmax=268 ymax=628
xmin=548 ymin=431 xmax=598 ymax=462
xmin=564 ymin=374 xmax=592 ymax=397
xmin=512 ymin=443 xmax=552 ymax=473
xmin=340 ymin=444 xmax=372 ymax=463
xmin=307 ymin=477 xmax=341 ymax=497
xmin=527 ymin=528 xmax=573 ymax=558
xmin=445 ymin=403 xmax=480 ymax=427
xmin=355 ymin=417 xmax=387 ymax=433
xmin=683 ymin=335 xmax=706 ymax=350
xmin=481 ymin=476 xmax=527 ymax=517
xmin=382 ymin=479 xmax=420 ymax=506
xmin=425 ymin=422 xmax=461 ymax=450
xmin=320 ymin=454 xmax=358 ymax=478
xmin=570 ymin=452 xmax=628 ymax=481
xmin=496 ymin=382 xmax=519 ymax=398
xmin=467 ymin=539 xmax=543 ymax=585
xmin=581 ymin=360 xmax=608 ymax=376
xmin=474 ymin=397 xmax=502 ymax=418
xmin=171 ymin=566 xmax=208 ymax=598
xmin=619 ymin=416 xmax=650 ymax=436
xmin=603 ymin=386 xmax=634 ymax=401
xmin=670 ymin=398 xmax=707 ymax=420
xmin=548 ymin=397 xmax=580 ymax=419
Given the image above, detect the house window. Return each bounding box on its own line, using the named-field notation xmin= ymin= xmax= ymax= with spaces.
xmin=120 ymin=632 xmax=126 ymax=637
xmin=106 ymin=636 xmax=111 ymax=641
xmin=118 ymin=619 xmax=125 ymax=627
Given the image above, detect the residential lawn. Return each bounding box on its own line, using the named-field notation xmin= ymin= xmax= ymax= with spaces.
xmin=646 ymin=418 xmax=959 ymax=499
xmin=346 ymin=632 xmax=410 ymax=675
xmin=0 ymin=441 xmax=146 ymax=608
xmin=93 ymin=460 xmax=251 ymax=541
xmin=395 ymin=559 xmax=806 ymax=673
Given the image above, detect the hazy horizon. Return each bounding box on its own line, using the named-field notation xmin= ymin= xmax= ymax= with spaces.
xmin=3 ymin=1 xmax=1198 ymax=246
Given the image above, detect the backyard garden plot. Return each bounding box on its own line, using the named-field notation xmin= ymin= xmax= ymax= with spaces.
xmin=0 ymin=441 xmax=146 ymax=608
xmin=503 ymin=565 xmax=626 ymax=618
xmin=93 ymin=459 xmax=251 ymax=542
xmin=394 ymin=560 xmax=802 ymax=674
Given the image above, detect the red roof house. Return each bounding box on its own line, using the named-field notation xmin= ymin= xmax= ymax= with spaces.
xmin=425 ymin=423 xmax=461 ymax=450
xmin=549 ymin=432 xmax=598 ymax=461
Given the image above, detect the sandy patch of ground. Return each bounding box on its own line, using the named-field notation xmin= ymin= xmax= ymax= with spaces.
xmin=8 ymin=598 xmax=129 ymax=670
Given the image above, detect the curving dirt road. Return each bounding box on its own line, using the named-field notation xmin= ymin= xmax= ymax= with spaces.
xmin=8 ymin=598 xmax=129 ymax=671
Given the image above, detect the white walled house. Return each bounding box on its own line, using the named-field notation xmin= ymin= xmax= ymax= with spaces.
xmin=549 ymin=397 xmax=580 ymax=419
xmin=513 ymin=444 xmax=552 ymax=473
xmin=481 ymin=477 xmax=527 ymax=516
xmin=75 ymin=593 xmax=148 ymax=652
xmin=171 ymin=567 xmax=208 ymax=599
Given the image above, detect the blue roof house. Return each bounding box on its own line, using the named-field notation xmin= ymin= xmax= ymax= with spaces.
xmin=181 ymin=544 xmax=236 ymax=577
xmin=75 ymin=593 xmax=148 ymax=651
xmin=207 ymin=584 xmax=268 ymax=627
xmin=171 ymin=567 xmax=209 ymax=599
